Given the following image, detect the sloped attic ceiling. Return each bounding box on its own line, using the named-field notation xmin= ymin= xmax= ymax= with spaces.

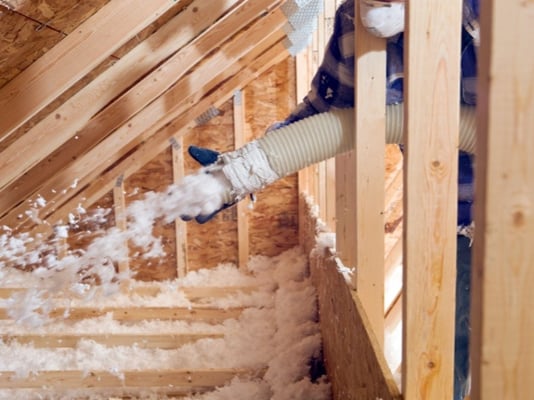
xmin=0 ymin=0 xmax=317 ymax=241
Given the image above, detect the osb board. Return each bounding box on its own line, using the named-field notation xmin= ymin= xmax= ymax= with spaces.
xmin=0 ymin=9 xmax=62 ymax=89
xmin=7 ymin=0 xmax=111 ymax=33
xmin=124 ymin=147 xmax=176 ymax=281
xmin=245 ymin=58 xmax=299 ymax=257
xmin=301 ymin=195 xmax=401 ymax=399
xmin=183 ymin=100 xmax=238 ymax=271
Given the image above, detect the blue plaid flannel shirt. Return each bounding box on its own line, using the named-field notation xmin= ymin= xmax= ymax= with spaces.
xmin=285 ymin=0 xmax=479 ymax=226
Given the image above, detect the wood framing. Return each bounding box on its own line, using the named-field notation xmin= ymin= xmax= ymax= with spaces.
xmin=471 ymin=0 xmax=534 ymax=398
xmin=0 ymin=0 xmax=181 ymax=143
xmin=1 ymin=11 xmax=288 ymax=233
xmin=171 ymin=136 xmax=189 ymax=277
xmin=233 ymin=90 xmax=251 ymax=268
xmin=402 ymin=0 xmax=463 ymax=398
xmin=0 ymin=0 xmax=276 ymax=216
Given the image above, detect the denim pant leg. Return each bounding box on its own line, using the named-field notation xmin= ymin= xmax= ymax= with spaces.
xmin=454 ymin=235 xmax=472 ymax=399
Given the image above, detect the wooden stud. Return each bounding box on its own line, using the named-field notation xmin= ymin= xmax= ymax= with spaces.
xmin=112 ymin=174 xmax=129 ymax=275
xmin=402 ymin=0 xmax=462 ymax=398
xmin=0 ymin=0 xmax=179 ymax=145
xmin=471 ymin=0 xmax=534 ymax=398
xmin=171 ymin=137 xmax=188 ymax=277
xmin=233 ymin=90 xmax=250 ymax=268
xmin=335 ymin=0 xmax=387 ymax=346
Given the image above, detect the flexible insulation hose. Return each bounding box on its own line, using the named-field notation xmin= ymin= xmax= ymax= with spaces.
xmin=258 ymin=104 xmax=476 ymax=178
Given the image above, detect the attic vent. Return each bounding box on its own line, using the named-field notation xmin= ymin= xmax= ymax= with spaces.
xmin=195 ymin=106 xmax=221 ymax=125
xmin=281 ymin=0 xmax=323 ymax=56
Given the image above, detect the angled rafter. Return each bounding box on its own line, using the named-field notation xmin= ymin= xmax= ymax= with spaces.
xmin=0 ymin=0 xmax=283 ymax=222
xmin=0 ymin=0 xmax=245 ymax=203
xmin=0 ymin=0 xmax=182 ymax=143
xmin=2 ymin=9 xmax=287 ymax=233
xmin=34 ymin=37 xmax=288 ymax=239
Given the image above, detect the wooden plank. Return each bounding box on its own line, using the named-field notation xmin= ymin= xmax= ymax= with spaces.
xmin=0 ymin=0 xmax=244 ymax=211
xmin=471 ymin=0 xmax=534 ymax=398
xmin=2 ymin=9 xmax=287 ymax=233
xmin=171 ymin=137 xmax=188 ymax=278
xmin=352 ymin=1 xmax=386 ymax=347
xmin=1 ymin=332 xmax=223 ymax=349
xmin=0 ymin=286 xmax=260 ymax=300
xmin=402 ymin=0 xmax=462 ymax=398
xmin=233 ymin=90 xmax=250 ymax=268
xmin=335 ymin=1 xmax=386 ymax=346
xmin=0 ymin=0 xmax=180 ymax=144
xmin=112 ymin=175 xmax=129 ymax=274
xmin=0 ymin=307 xmax=243 ymax=322
xmin=0 ymin=368 xmax=260 ymax=389
xmin=310 ymin=247 xmax=401 ymax=399
xmin=24 ymin=37 xmax=288 ymax=238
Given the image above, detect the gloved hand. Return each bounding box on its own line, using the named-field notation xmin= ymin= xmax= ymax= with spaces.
xmin=180 ymin=145 xmax=239 ymax=224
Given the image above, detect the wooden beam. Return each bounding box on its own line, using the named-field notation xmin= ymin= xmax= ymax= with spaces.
xmin=0 ymin=368 xmax=261 ymax=389
xmin=0 ymin=285 xmax=261 ymax=300
xmin=335 ymin=0 xmax=386 ymax=347
xmin=22 ymin=36 xmax=288 ymax=239
xmin=402 ymin=0 xmax=462 ymax=398
xmin=1 ymin=332 xmax=223 ymax=349
xmin=0 ymin=306 xmax=243 ymax=323
xmin=233 ymin=90 xmax=250 ymax=268
xmin=112 ymin=175 xmax=129 ymax=274
xmin=0 ymin=0 xmax=246 ymax=211
xmin=0 ymin=0 xmax=180 ymax=143
xmin=171 ymin=137 xmax=188 ymax=278
xmin=2 ymin=9 xmax=287 ymax=233
xmin=471 ymin=0 xmax=534 ymax=398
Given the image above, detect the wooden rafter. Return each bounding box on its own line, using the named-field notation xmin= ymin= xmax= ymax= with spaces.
xmin=0 ymin=0 xmax=182 ymax=143
xmin=1 ymin=9 xmax=287 ymax=233
xmin=30 ymin=36 xmax=288 ymax=241
xmin=0 ymin=0 xmax=244 ymax=208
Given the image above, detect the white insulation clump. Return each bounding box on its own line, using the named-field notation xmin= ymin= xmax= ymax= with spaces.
xmin=0 ymin=248 xmax=331 ymax=400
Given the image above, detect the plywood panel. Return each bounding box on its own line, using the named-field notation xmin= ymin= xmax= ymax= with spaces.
xmin=183 ymin=101 xmax=238 ymax=270
xmin=245 ymin=58 xmax=299 ymax=257
xmin=0 ymin=11 xmax=62 ymax=89
xmin=125 ymin=148 xmax=176 ymax=281
xmin=9 ymin=0 xmax=111 ymax=33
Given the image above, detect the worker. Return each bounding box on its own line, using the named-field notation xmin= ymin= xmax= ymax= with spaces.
xmin=184 ymin=1 xmax=479 ymax=398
